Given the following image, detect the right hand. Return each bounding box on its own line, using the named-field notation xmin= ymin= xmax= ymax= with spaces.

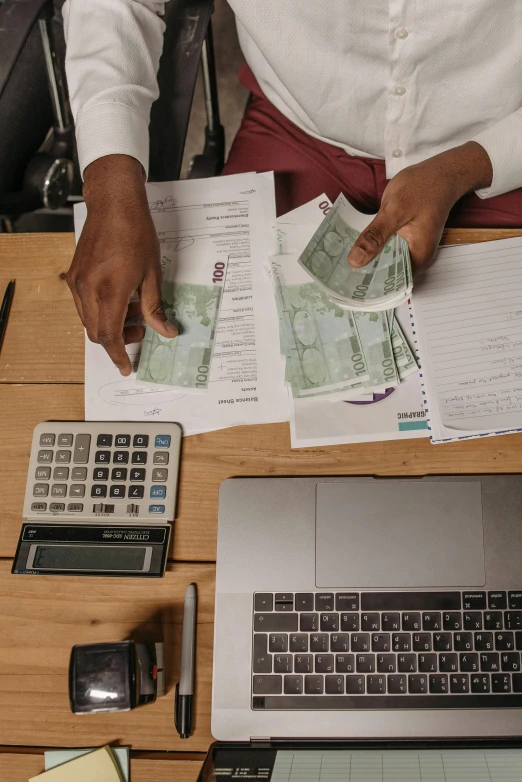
xmin=66 ymin=154 xmax=178 ymax=376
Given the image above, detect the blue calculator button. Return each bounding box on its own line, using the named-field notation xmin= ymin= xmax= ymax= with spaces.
xmin=149 ymin=504 xmax=165 ymax=514
xmin=155 ymin=435 xmax=171 ymax=448
xmin=150 ymin=486 xmax=166 ymax=499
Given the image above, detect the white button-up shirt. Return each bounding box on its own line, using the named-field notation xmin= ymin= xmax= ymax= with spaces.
xmin=62 ymin=0 xmax=522 ymax=199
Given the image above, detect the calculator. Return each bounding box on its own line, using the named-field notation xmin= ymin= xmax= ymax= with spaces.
xmin=12 ymin=422 xmax=182 ymax=578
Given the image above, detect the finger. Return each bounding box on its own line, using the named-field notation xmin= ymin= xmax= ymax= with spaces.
xmin=123 ymin=323 xmax=145 ymax=344
xmin=74 ymin=285 xmax=100 ymax=345
xmin=347 ymin=210 xmax=398 ymax=268
xmin=140 ymin=270 xmax=178 ymax=338
xmin=96 ymin=292 xmax=133 ymax=376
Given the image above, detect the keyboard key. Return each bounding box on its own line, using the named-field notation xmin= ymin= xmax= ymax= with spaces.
xmin=275 ymin=593 xmax=293 ymax=605
xmin=413 ymin=633 xmax=432 ymax=652
xmin=320 ymin=613 xmax=339 ymax=632
xmin=351 ymin=634 xmax=370 ymax=652
xmin=128 ymin=485 xmax=144 ymax=499
xmin=402 ymin=613 xmax=421 ymax=631
xmin=110 ymin=485 xmax=126 ymax=499
xmin=485 ymin=612 xmax=503 ymax=630
xmin=398 ymin=654 xmax=417 ymax=673
xmin=300 ymin=613 xmax=319 ymax=632
xmin=501 ymin=652 xmax=520 ymax=672
xmin=149 ymin=505 xmax=165 ymax=514
xmin=460 ymin=653 xmax=479 ymax=672
xmin=509 ymin=592 xmax=522 ymax=609
xmin=418 ymin=654 xmax=437 ymax=673
xmin=289 ymin=634 xmax=308 ymax=653
xmin=253 ymin=635 xmax=271 ymax=673
xmin=480 ymin=653 xmax=500 ymax=672
xmin=254 ymin=614 xmax=298 ymax=632
xmin=57 ymin=433 xmax=73 ymax=447
xmin=269 ymin=634 xmax=288 ymax=653
xmin=516 ymin=632 xmax=522 ymax=651
xmin=31 ymin=502 xmax=47 ymax=512
xmin=130 ymin=468 xmax=146 ymax=482
xmin=95 ymin=450 xmax=110 ymax=464
xmin=429 ymin=674 xmax=448 ymax=694
xmin=73 ymin=434 xmax=90 ymax=463
xmin=255 ymin=594 xmax=273 ymax=611
xmin=315 ymin=654 xmax=334 ymax=673
xmin=132 ymin=451 xmax=148 ymax=465
xmin=315 ymin=593 xmax=334 ymax=612
xmin=392 ymin=634 xmax=411 ymax=652
xmin=304 ymin=675 xmax=324 ymax=694
xmin=422 ymin=612 xmax=441 ymax=631
xmin=471 ymin=674 xmax=490 ymax=693
xmin=295 ymin=655 xmax=313 ymax=673
xmin=382 ymin=613 xmax=400 ymax=631
xmin=495 ymin=632 xmax=514 ymax=651
xmin=408 ymin=674 xmax=427 ymax=694
xmin=37 ymin=450 xmax=53 ymax=463
xmin=443 ymin=612 xmax=462 ymax=631
xmin=115 ymin=434 xmax=131 ymax=447
xmin=388 ymin=675 xmax=407 ymax=694
xmin=506 ymin=611 xmax=522 ymax=630
xmin=361 ymin=592 xmax=461 ymax=611
xmin=93 ymin=468 xmax=109 ymax=481
xmin=514 ymin=674 xmax=522 ymax=692
xmin=96 ymin=434 xmax=112 ymax=447
xmin=150 ymin=485 xmax=166 ymax=499
xmin=39 ymin=433 xmax=55 ymax=446
xmin=53 ymin=467 xmax=69 ymax=481
xmin=325 ymin=675 xmax=344 ymax=694
xmin=35 ymin=466 xmax=51 ymax=481
xmin=371 ymin=634 xmax=390 ymax=652
xmin=450 ymin=675 xmax=469 ymax=693
xmin=346 ymin=675 xmax=365 ymax=694
xmin=274 ymin=655 xmax=293 ymax=673
xmin=454 ymin=632 xmax=473 ymax=651
xmin=356 ymin=654 xmax=375 ymax=673
xmin=330 ymin=634 xmax=349 ymax=652
xmin=434 ymin=633 xmax=453 ymax=651
xmin=295 ymin=593 xmax=314 ymax=611
xmin=336 ymin=654 xmax=355 ymax=673
xmin=340 ymin=613 xmax=359 ymax=631
xmin=361 ymin=613 xmax=380 ymax=631
xmin=377 ymin=654 xmax=396 ymax=673
xmin=310 ymin=634 xmax=329 ymax=653
xmin=33 ymin=484 xmax=49 ymax=497
xmin=153 ymin=451 xmax=169 ymax=465
xmin=335 ymin=593 xmax=359 ymax=611
xmin=69 ymin=485 xmax=85 ymax=498
xmin=71 ymin=467 xmax=87 ymax=481
xmin=49 ymin=503 xmax=65 ymax=512
xmin=133 ymin=434 xmax=149 ymax=448
xmin=488 ymin=591 xmax=507 ymax=610
xmin=492 ymin=674 xmax=511 ymax=692
xmin=463 ymin=592 xmax=486 ymax=610
xmin=367 ymin=675 xmax=386 ymax=694
xmin=113 ymin=451 xmax=129 ymax=464
xmin=253 ymin=675 xmax=282 ymax=695
xmin=91 ymin=485 xmax=107 ymax=498
xmin=154 ymin=434 xmax=171 ymax=448
xmin=464 ymin=612 xmax=482 ymax=630
xmin=152 ymin=468 xmax=168 ymax=482
xmin=439 ymin=653 xmax=458 ymax=672
xmin=284 ymin=675 xmax=303 ymax=694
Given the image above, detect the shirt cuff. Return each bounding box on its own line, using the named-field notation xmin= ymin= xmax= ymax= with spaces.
xmin=75 ymin=101 xmax=150 ymax=179
xmin=472 ymin=111 xmax=522 ymax=199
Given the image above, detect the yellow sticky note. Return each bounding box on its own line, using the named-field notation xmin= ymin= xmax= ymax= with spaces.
xmin=29 ymin=746 xmax=123 ymax=782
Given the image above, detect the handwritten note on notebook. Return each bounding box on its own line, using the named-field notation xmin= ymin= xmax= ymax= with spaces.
xmin=411 ymin=236 xmax=522 ymax=441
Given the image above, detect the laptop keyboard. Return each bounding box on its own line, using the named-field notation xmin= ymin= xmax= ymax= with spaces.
xmin=252 ymin=590 xmax=522 ymax=709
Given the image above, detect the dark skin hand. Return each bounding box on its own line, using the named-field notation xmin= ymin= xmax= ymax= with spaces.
xmin=347 ymin=141 xmax=493 ymax=273
xmin=66 ymin=154 xmax=178 ymax=376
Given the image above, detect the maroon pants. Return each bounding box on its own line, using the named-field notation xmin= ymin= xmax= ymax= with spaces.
xmin=223 ymin=64 xmax=522 ymax=224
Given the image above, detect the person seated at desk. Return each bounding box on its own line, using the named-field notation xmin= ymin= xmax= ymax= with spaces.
xmin=62 ymin=0 xmax=522 ymax=375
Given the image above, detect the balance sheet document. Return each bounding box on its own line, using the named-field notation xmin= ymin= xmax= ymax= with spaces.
xmin=411 ymin=236 xmax=522 ymax=442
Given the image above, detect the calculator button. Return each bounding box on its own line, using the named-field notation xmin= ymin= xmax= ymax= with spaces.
xmin=110 ymin=485 xmax=126 ymax=499
xmin=53 ymin=466 xmax=69 ymax=481
xmin=95 ymin=451 xmax=110 ymax=464
xmin=115 ymin=434 xmax=131 ymax=447
xmin=149 ymin=504 xmax=165 ymax=514
xmin=56 ymin=450 xmax=71 ymax=464
xmin=127 ymin=504 xmax=140 ymax=514
xmin=153 ymin=451 xmax=169 ymax=465
xmin=155 ymin=435 xmax=171 ymax=448
xmin=113 ymin=451 xmax=129 ymax=464
xmin=57 ymin=433 xmax=73 ymax=447
xmin=91 ymin=485 xmax=107 ymax=498
xmin=73 ymin=434 xmax=91 ymax=463
xmin=33 ymin=484 xmax=49 ymax=497
xmin=133 ymin=434 xmax=149 ymax=448
xmin=37 ymin=450 xmax=53 ymax=463
xmin=97 ymin=434 xmax=113 ymax=447
xmin=67 ymin=503 xmax=83 ymax=512
xmin=93 ymin=467 xmax=109 ymax=481
xmin=130 ymin=468 xmax=146 ymax=482
xmin=111 ymin=468 xmax=127 ymax=481
xmin=132 ymin=451 xmax=147 ymax=465
xmin=49 ymin=502 xmax=65 ymax=512
xmin=71 ymin=467 xmax=87 ymax=481
xmin=31 ymin=502 xmax=47 ymax=512
xmin=39 ymin=433 xmax=55 ymax=446
xmin=152 ymin=468 xmax=168 ymax=482
xmin=51 ymin=484 xmax=67 ymax=497
xmin=150 ymin=485 xmax=166 ymax=499
xmin=93 ymin=503 xmax=103 ymax=513
xmin=129 ymin=485 xmax=144 ymax=499
xmin=70 ymin=485 xmax=86 ymax=498
xmin=35 ymin=466 xmax=51 ymax=480
xmin=104 ymin=504 xmax=115 ymax=513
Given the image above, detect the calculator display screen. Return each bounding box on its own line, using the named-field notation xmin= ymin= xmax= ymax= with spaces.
xmin=30 ymin=544 xmax=148 ymax=571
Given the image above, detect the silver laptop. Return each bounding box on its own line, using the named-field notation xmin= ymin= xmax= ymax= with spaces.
xmin=212 ymin=475 xmax=522 ymax=741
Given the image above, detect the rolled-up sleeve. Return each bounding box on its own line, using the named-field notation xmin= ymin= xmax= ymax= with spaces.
xmin=62 ymin=0 xmax=166 ymax=177
xmin=472 ymin=108 xmax=522 ymax=199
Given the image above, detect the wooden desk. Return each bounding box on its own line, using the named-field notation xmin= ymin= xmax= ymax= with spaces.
xmin=1 ymin=229 xmax=522 ymax=776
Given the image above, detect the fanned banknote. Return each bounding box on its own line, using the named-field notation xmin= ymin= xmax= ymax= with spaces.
xmin=299 ymin=193 xmax=413 ymax=311
xmin=353 ymin=310 xmax=399 ymax=388
xmin=137 ymin=281 xmax=222 ymax=392
xmin=388 ymin=312 xmax=419 ymax=380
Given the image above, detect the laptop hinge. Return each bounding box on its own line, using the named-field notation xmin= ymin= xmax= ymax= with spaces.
xmin=251 ymin=736 xmax=271 ymax=742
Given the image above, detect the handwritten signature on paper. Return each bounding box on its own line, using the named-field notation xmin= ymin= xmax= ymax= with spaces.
xmin=149 ymin=194 xmax=178 ymax=212
xmin=144 ymin=407 xmax=162 ymax=416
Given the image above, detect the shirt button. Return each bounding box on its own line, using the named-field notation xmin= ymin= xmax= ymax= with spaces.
xmin=393 ymin=85 xmax=406 ymax=96
xmin=392 ymin=148 xmax=403 ymax=158
xmin=394 ymin=27 xmax=409 ymax=39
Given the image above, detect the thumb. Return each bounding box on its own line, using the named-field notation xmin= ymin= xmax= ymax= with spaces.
xmin=140 ymin=270 xmax=178 ymax=338
xmin=347 ymin=211 xmax=397 ymax=268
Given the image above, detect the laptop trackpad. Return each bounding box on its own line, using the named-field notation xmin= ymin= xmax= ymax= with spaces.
xmin=315 ymin=481 xmax=485 ymax=588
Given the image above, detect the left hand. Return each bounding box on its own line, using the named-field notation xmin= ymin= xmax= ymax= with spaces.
xmin=347 ymin=141 xmax=493 ymax=274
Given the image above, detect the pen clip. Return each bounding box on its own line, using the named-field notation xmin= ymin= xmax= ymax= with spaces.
xmin=174 ymin=682 xmax=181 ymax=734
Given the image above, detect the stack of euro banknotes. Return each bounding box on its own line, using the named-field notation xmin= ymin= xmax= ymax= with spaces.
xmin=269 ymin=194 xmax=419 ymax=402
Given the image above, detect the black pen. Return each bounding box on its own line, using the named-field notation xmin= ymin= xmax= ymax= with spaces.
xmin=175 ymin=583 xmax=197 ymax=738
xmin=0 ymin=280 xmax=15 ymax=353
